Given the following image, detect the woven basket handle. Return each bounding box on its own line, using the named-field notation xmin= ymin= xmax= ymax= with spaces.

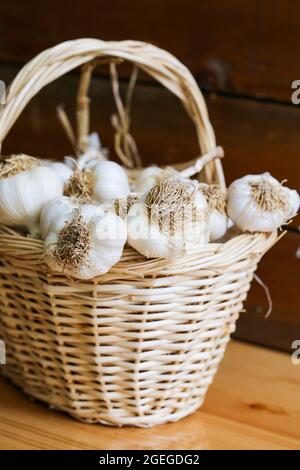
xmin=0 ymin=38 xmax=225 ymax=186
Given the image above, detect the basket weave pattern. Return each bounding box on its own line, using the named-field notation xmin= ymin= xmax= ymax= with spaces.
xmin=0 ymin=230 xmax=276 ymax=426
xmin=0 ymin=39 xmax=278 ymax=427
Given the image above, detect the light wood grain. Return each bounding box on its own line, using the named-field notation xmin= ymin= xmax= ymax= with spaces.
xmin=0 ymin=341 xmax=299 ymax=450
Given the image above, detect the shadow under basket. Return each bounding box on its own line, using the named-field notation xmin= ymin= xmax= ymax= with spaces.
xmin=0 ymin=39 xmax=280 ymax=427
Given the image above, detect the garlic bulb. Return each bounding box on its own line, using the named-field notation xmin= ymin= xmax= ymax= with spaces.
xmin=127 ymin=176 xmax=208 ymax=258
xmin=0 ymin=154 xmax=63 ymax=235
xmin=91 ymin=161 xmax=130 ymax=203
xmin=42 ymin=201 xmax=127 ymax=279
xmin=40 ymin=196 xmax=78 ymax=239
xmin=49 ymin=162 xmax=73 ymax=184
xmin=65 ymin=133 xmax=108 ymax=172
xmin=77 ymin=132 xmax=108 ymax=170
xmin=199 ymin=183 xmax=229 ymax=241
xmin=134 ymin=166 xmax=178 ymax=193
xmin=227 ymin=173 xmax=300 ymax=232
xmin=63 ymin=160 xmax=130 ymax=204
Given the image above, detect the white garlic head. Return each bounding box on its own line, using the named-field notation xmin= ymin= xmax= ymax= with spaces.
xmin=134 ymin=166 xmax=178 ymax=193
xmin=42 ymin=201 xmax=127 ymax=279
xmin=227 ymin=173 xmax=300 ymax=232
xmin=0 ymin=154 xmax=63 ymax=236
xmin=91 ymin=161 xmax=130 ymax=203
xmin=199 ymin=183 xmax=229 ymax=241
xmin=63 ymin=161 xmax=130 ymax=204
xmin=127 ymin=176 xmax=209 ymax=258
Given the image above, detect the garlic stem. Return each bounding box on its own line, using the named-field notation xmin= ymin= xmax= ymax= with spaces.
xmin=56 ymin=105 xmax=77 ymax=155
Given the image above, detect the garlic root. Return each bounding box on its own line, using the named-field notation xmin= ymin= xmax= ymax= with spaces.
xmin=227 ymin=173 xmax=299 ymax=232
xmin=0 ymin=154 xmax=63 ymax=235
xmin=42 ymin=200 xmax=127 ymax=279
xmin=128 ymin=176 xmax=209 ymax=258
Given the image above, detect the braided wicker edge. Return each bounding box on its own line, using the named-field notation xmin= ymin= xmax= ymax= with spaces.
xmin=0 ymin=226 xmax=279 ymax=278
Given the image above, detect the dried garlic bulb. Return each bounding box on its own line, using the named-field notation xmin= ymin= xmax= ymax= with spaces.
xmin=42 ymin=201 xmax=127 ymax=279
xmin=63 ymin=160 xmax=130 ymax=204
xmin=227 ymin=173 xmax=300 ymax=232
xmin=92 ymin=161 xmax=130 ymax=202
xmin=134 ymin=166 xmax=178 ymax=193
xmin=127 ymin=176 xmax=208 ymax=258
xmin=0 ymin=154 xmax=63 ymax=236
xmin=199 ymin=183 xmax=229 ymax=241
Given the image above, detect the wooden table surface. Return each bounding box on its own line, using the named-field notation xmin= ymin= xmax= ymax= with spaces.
xmin=0 ymin=340 xmax=299 ymax=450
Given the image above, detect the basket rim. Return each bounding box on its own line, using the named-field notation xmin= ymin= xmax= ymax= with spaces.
xmin=0 ymin=224 xmax=279 ymax=278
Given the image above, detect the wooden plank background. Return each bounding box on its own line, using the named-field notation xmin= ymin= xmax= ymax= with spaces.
xmin=0 ymin=1 xmax=299 ymax=352
xmin=1 ymin=0 xmax=300 ymax=100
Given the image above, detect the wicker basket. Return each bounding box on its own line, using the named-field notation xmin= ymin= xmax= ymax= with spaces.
xmin=0 ymin=39 xmax=278 ymax=427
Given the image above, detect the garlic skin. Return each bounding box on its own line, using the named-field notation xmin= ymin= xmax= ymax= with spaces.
xmin=127 ymin=203 xmax=178 ymax=258
xmin=227 ymin=173 xmax=300 ymax=232
xmin=127 ymin=177 xmax=209 ymax=258
xmin=199 ymin=183 xmax=229 ymax=241
xmin=282 ymin=186 xmax=300 ymax=219
xmin=49 ymin=162 xmax=73 ymax=184
xmin=0 ymin=155 xmax=63 ymax=235
xmin=91 ymin=161 xmax=130 ymax=203
xmin=77 ymin=132 xmax=108 ymax=170
xmin=43 ymin=202 xmax=127 ymax=279
xmin=134 ymin=166 xmax=178 ymax=193
xmin=207 ymin=210 xmax=229 ymax=241
xmin=40 ymin=196 xmax=78 ymax=239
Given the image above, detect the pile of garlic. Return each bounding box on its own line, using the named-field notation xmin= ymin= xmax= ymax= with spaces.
xmin=0 ymin=149 xmax=298 ymax=280
xmin=40 ymin=151 xmax=130 ymax=279
xmin=0 ymin=151 xmax=130 ymax=279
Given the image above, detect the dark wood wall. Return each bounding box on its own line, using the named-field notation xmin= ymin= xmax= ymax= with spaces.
xmin=0 ymin=0 xmax=299 ymax=351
